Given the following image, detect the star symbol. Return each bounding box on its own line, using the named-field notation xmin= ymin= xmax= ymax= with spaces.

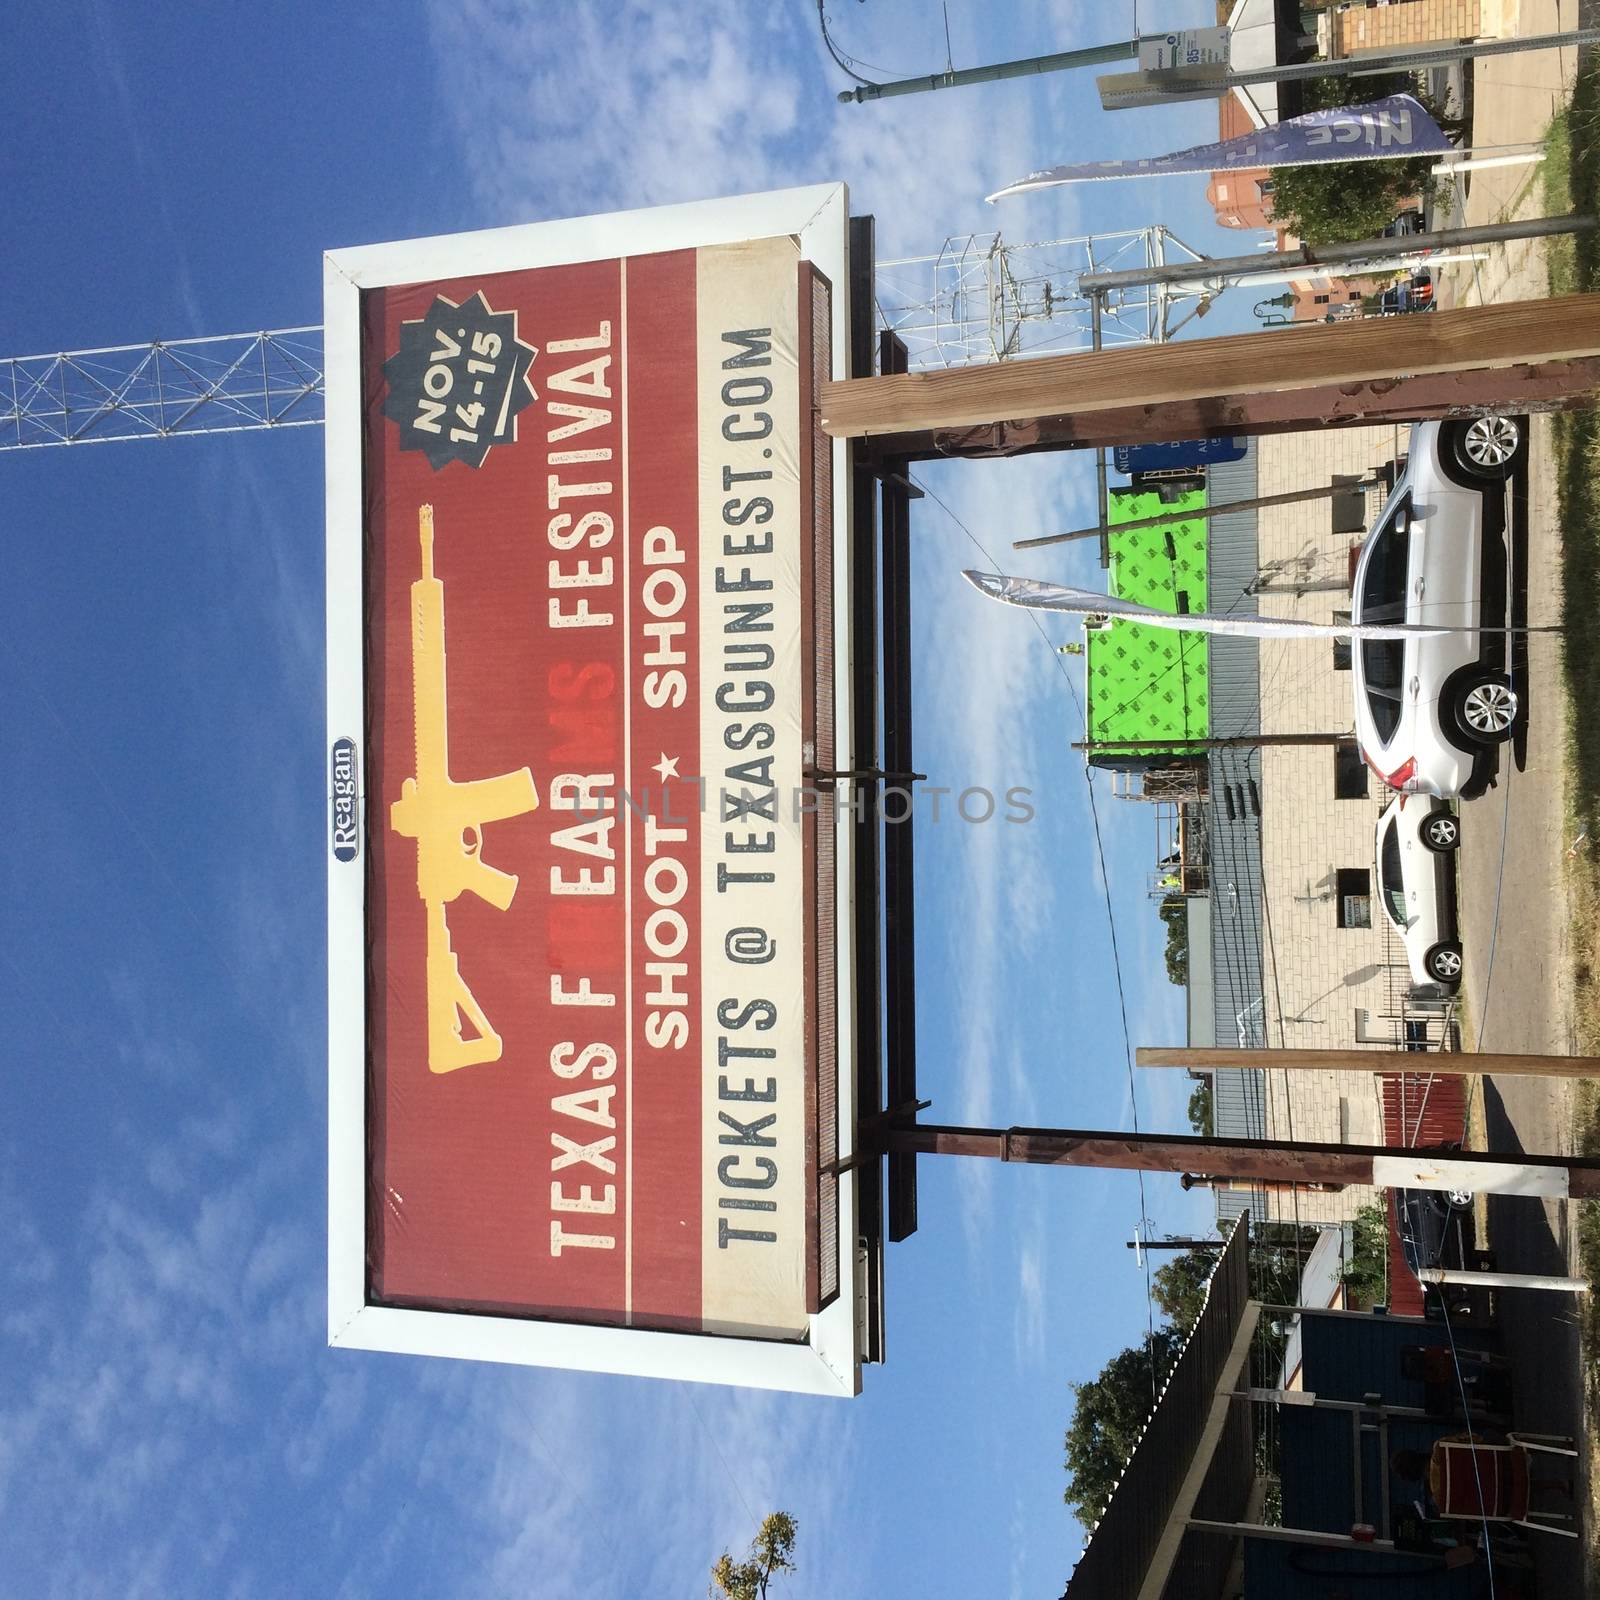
xmin=652 ymin=752 xmax=680 ymax=782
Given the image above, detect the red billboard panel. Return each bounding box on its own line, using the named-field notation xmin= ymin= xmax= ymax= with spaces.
xmin=347 ymin=222 xmax=840 ymax=1352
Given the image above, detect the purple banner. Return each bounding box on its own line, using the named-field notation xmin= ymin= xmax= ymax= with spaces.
xmin=989 ymin=95 xmax=1451 ymax=201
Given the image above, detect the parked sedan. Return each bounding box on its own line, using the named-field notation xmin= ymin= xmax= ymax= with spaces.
xmin=1350 ymin=415 xmax=1525 ymax=799
xmin=1396 ymin=1185 xmax=1492 ymax=1322
xmin=1376 ymin=793 xmax=1462 ymax=990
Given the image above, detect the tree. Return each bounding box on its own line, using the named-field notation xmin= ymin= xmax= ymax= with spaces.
xmin=1267 ymin=160 xmax=1434 ymax=247
xmin=1158 ymin=894 xmax=1188 ymax=986
xmin=710 ymin=1512 xmax=798 ymax=1600
xmin=1187 ymin=1076 xmax=1213 ymax=1136
xmin=1342 ymin=1201 xmax=1390 ymax=1308
xmin=1064 ymin=1329 xmax=1183 ymax=1527
xmin=1265 ymin=74 xmax=1446 ymax=245
xmin=1152 ymin=1249 xmax=1214 ymax=1334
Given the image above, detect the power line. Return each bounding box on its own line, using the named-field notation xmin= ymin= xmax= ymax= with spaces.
xmin=814 ymin=1 xmax=881 ymax=88
xmin=911 ymin=471 xmax=1165 ymax=1385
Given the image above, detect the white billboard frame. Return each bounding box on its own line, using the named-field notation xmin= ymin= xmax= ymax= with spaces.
xmin=324 ymin=184 xmax=860 ymax=1396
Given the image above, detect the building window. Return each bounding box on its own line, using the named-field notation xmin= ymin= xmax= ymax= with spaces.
xmin=1334 ymin=739 xmax=1368 ymax=798
xmin=1336 ymin=868 xmax=1372 ymax=929
xmin=1333 ymin=610 xmax=1352 ymax=671
xmin=1331 ymin=474 xmax=1368 ymax=535
xmin=1314 ymin=293 xmax=1331 ymax=305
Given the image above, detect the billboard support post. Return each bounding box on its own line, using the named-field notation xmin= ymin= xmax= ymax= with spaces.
xmin=821 ymin=295 xmax=1600 ymax=445
xmin=881 ymin=1123 xmax=1600 ymax=1200
xmin=850 ymin=357 xmax=1600 ymax=463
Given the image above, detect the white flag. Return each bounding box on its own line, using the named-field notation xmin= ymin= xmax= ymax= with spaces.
xmin=962 ymin=571 xmax=1445 ymax=640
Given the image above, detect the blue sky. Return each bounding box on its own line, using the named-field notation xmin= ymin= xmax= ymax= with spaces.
xmin=2 ymin=4 xmax=1262 ymax=1595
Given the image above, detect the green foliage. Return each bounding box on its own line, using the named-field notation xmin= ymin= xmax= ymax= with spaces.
xmin=1064 ymin=1225 xmax=1323 ymax=1528
xmin=1187 ymin=1077 xmax=1213 ymax=1136
xmin=709 ymin=1512 xmax=798 ymax=1600
xmin=1158 ymin=894 xmax=1188 ymax=986
xmin=1267 ymin=160 xmax=1434 ymax=247
xmin=1265 ymin=73 xmax=1447 ymax=245
xmin=1063 ymin=1329 xmax=1183 ymax=1528
xmin=1152 ymin=1250 xmax=1213 ymax=1334
xmin=1248 ymin=1234 xmax=1315 ymax=1310
xmin=1343 ymin=1201 xmax=1390 ymax=1308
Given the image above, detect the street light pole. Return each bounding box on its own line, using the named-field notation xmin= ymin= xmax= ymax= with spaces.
xmin=1097 ymin=29 xmax=1600 ymax=110
xmin=835 ymin=36 xmax=1161 ymax=104
xmin=1076 ymin=217 xmax=1599 ymax=297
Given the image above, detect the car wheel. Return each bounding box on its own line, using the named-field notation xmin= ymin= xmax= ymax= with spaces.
xmin=1421 ymin=812 xmax=1461 ymax=852
xmin=1426 ymin=942 xmax=1464 ymax=983
xmin=1446 ymin=1189 xmax=1473 ymax=1209
xmin=1448 ymin=414 xmax=1524 ymax=477
xmin=1455 ymin=675 xmax=1520 ymax=745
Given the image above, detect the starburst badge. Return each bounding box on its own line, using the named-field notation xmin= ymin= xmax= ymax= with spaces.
xmin=382 ymin=291 xmax=538 ymax=470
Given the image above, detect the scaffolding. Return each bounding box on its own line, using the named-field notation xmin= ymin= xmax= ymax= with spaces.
xmin=0 ymin=227 xmax=1211 ymax=448
xmin=0 ymin=329 xmax=325 ymax=449
xmin=874 ymin=225 xmax=1209 ymax=367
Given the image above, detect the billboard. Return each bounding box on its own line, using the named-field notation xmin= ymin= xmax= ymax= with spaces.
xmin=326 ymin=186 xmax=860 ymax=1395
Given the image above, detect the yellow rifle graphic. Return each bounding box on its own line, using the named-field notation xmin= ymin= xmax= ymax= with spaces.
xmin=391 ymin=504 xmax=539 ymax=1073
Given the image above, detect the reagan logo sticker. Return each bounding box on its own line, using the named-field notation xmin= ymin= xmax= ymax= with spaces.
xmin=382 ymin=291 xmax=538 ymax=470
xmin=330 ymin=737 xmax=360 ymax=862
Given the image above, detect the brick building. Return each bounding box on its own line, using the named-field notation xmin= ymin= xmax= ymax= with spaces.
xmin=1316 ymin=0 xmax=1498 ymax=59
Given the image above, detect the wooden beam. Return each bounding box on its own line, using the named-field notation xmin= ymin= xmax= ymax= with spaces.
xmin=1138 ymin=1046 xmax=1600 ymax=1078
xmin=1136 ymin=1303 xmax=1262 ymax=1600
xmin=867 ymin=364 xmax=1600 ymax=461
xmin=884 ymin=1123 xmax=1600 ymax=1197
xmin=819 ymin=297 xmax=1600 ymax=441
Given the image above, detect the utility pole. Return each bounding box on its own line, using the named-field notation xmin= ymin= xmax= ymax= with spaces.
xmin=1017 ymin=476 xmax=1385 ymax=551
xmin=1138 ymin=1046 xmax=1600 ymax=1079
xmin=1421 ymin=1265 xmax=1589 ymax=1295
xmin=1074 ymin=733 xmax=1349 ymax=753
xmin=832 ymin=34 xmax=1160 ymax=104
xmin=820 ymin=295 xmax=1600 ymax=444
xmin=1076 ymin=217 xmax=1597 ymax=299
xmin=881 ymin=1123 xmax=1600 ymax=1199
xmin=1096 ymin=29 xmax=1600 ymax=110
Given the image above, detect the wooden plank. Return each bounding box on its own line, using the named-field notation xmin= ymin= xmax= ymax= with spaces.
xmin=870 ymin=362 xmax=1600 ymax=461
xmin=819 ymin=296 xmax=1600 ymax=440
xmin=1136 ymin=1304 xmax=1261 ymax=1600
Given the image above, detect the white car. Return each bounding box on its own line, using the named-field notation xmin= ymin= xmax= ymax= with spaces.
xmin=1376 ymin=792 xmax=1462 ymax=990
xmin=1350 ymin=415 xmax=1524 ymax=799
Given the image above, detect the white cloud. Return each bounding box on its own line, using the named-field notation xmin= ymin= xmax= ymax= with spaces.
xmin=428 ymin=2 xmax=804 ymax=219
xmin=1014 ymin=1237 xmax=1046 ymax=1363
xmin=907 ymin=454 xmax=1103 ymax=1247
